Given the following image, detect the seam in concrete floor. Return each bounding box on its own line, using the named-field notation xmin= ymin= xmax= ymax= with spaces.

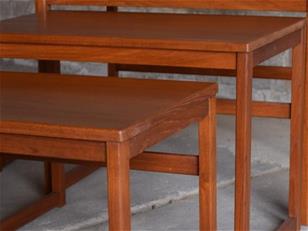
xmin=74 ymin=166 xmax=288 ymax=231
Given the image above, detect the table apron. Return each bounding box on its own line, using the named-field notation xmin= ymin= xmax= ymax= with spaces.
xmin=0 ymin=133 xmax=106 ymax=162
xmin=0 ymin=43 xmax=236 ymax=70
xmin=253 ymin=30 xmax=302 ymax=66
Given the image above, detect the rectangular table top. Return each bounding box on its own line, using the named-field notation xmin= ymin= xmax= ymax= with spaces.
xmin=0 ymin=72 xmax=217 ymax=142
xmin=0 ymin=11 xmax=305 ymax=52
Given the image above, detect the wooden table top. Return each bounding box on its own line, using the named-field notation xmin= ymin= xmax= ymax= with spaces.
xmin=0 ymin=72 xmax=217 ymax=142
xmin=0 ymin=11 xmax=305 ymax=52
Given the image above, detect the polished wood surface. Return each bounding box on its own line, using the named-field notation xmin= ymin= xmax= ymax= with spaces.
xmin=47 ymin=0 xmax=307 ymax=12
xmin=199 ymin=97 xmax=217 ymax=230
xmin=1 ymin=1 xmax=306 ymax=229
xmin=289 ymin=29 xmax=306 ymax=230
xmin=0 ymin=43 xmax=237 ymax=70
xmin=107 ymin=142 xmax=131 ymax=230
xmin=0 ymin=71 xmax=217 ymax=230
xmin=234 ymin=52 xmax=253 ymax=231
xmin=0 ymin=72 xmax=216 ymax=142
xmin=0 ymin=12 xmax=305 ymax=52
xmin=217 ymin=99 xmax=291 ymax=119
xmin=302 ymin=20 xmax=308 ymax=225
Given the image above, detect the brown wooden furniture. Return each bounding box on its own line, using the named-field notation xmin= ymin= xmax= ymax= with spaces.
xmin=106 ymin=3 xmax=308 ymax=228
xmin=0 ymin=1 xmax=306 ymax=230
xmin=106 ymin=4 xmax=308 ymax=229
xmin=0 ymin=72 xmax=217 ymax=231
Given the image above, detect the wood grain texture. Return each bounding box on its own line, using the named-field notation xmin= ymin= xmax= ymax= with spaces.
xmin=253 ymin=30 xmax=301 ymax=66
xmin=302 ymin=22 xmax=308 ymax=225
xmin=234 ymin=52 xmax=253 ymax=231
xmin=0 ymin=72 xmax=217 ymax=142
xmin=131 ymin=152 xmax=199 ymax=176
xmin=199 ymin=97 xmax=217 ymax=231
xmin=0 ymin=134 xmax=106 ymax=162
xmin=217 ymin=99 xmax=291 ymax=119
xmin=0 ymin=12 xmax=305 ymax=52
xmin=46 ymin=0 xmax=307 ymax=12
xmin=2 ymin=2 xmax=306 ymax=228
xmin=0 ymin=43 xmax=236 ymax=70
xmin=107 ymin=142 xmax=131 ymax=231
xmin=1 ymin=151 xmax=199 ymax=176
xmin=289 ymin=30 xmax=306 ymax=230
xmin=126 ymin=99 xmax=211 ymax=158
xmin=35 ymin=0 xmax=48 ymax=14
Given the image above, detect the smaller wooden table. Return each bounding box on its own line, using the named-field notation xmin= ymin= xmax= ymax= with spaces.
xmin=0 ymin=72 xmax=218 ymax=231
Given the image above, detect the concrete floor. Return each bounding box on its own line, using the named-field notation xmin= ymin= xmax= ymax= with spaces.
xmin=97 ymin=170 xmax=290 ymax=231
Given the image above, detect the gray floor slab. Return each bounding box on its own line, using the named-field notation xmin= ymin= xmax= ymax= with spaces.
xmin=95 ymin=170 xmax=290 ymax=231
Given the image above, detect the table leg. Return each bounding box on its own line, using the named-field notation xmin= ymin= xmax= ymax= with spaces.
xmin=38 ymin=60 xmax=60 ymax=73
xmin=289 ymin=30 xmax=306 ymax=230
xmin=234 ymin=52 xmax=253 ymax=231
xmin=50 ymin=163 xmax=66 ymax=207
xmin=107 ymin=142 xmax=131 ymax=231
xmin=199 ymin=97 xmax=217 ymax=230
xmin=301 ymin=26 xmax=308 ymax=226
xmin=108 ymin=63 xmax=119 ymax=77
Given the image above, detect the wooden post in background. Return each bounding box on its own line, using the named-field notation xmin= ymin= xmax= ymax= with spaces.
xmin=107 ymin=6 xmax=120 ymax=77
xmin=35 ymin=0 xmax=48 ymax=19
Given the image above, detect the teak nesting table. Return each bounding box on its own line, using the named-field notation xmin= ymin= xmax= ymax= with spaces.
xmin=0 ymin=72 xmax=218 ymax=231
xmin=0 ymin=6 xmax=306 ymax=231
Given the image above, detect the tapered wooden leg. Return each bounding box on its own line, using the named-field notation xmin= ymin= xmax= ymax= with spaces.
xmin=107 ymin=142 xmax=131 ymax=231
xmin=301 ymin=25 xmax=308 ymax=226
xmin=199 ymin=97 xmax=217 ymax=231
xmin=288 ymin=30 xmax=305 ymax=230
xmin=234 ymin=52 xmax=253 ymax=231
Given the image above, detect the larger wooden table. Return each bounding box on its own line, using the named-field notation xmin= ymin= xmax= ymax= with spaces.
xmin=0 ymin=11 xmax=306 ymax=230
